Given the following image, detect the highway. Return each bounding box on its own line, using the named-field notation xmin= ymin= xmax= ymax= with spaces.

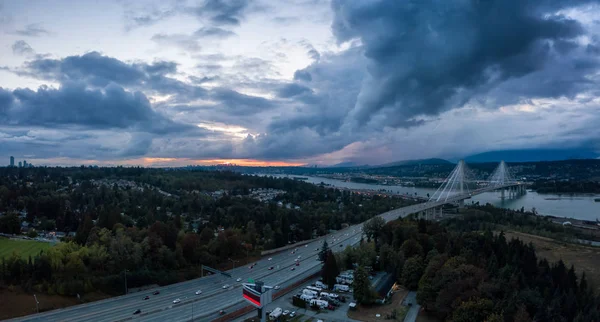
xmin=8 ymin=201 xmax=449 ymax=322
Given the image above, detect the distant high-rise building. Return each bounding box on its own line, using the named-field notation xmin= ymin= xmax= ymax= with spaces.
xmin=18 ymin=161 xmax=22 ymax=168
xmin=10 ymin=156 xmax=14 ymax=167
xmin=23 ymin=160 xmax=27 ymax=167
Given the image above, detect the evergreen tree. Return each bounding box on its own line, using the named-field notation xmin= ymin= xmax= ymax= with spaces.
xmin=322 ymin=250 xmax=340 ymax=289
xmin=353 ymin=265 xmax=374 ymax=304
xmin=319 ymin=239 xmax=329 ymax=262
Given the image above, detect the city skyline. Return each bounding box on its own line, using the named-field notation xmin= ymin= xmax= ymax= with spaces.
xmin=1 ymin=0 xmax=600 ymax=167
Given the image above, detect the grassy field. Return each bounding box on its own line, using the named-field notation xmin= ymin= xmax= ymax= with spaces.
xmin=502 ymin=231 xmax=600 ymax=293
xmin=0 ymin=237 xmax=52 ymax=259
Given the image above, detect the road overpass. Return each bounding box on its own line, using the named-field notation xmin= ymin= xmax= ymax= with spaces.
xmin=7 ymin=160 xmax=522 ymax=322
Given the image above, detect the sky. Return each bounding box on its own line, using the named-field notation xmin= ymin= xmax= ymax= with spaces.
xmin=1 ymin=0 xmax=600 ymax=167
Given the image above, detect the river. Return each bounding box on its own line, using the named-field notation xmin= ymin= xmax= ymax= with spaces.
xmin=266 ymin=174 xmax=600 ymax=222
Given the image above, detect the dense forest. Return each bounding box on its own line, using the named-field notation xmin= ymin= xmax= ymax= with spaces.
xmin=530 ymin=180 xmax=600 ymax=194
xmin=338 ymin=216 xmax=599 ymax=321
xmin=0 ymin=167 xmax=412 ymax=297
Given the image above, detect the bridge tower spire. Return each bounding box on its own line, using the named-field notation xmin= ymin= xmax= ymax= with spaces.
xmin=488 ymin=160 xmax=515 ymax=188
xmin=429 ymin=160 xmax=472 ymax=203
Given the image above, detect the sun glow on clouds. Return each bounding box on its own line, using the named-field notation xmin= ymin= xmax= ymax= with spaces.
xmin=197 ymin=122 xmax=254 ymax=139
xmin=130 ymin=158 xmax=305 ymax=167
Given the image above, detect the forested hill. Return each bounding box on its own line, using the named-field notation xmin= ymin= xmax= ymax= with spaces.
xmin=0 ymin=166 xmax=413 ymax=299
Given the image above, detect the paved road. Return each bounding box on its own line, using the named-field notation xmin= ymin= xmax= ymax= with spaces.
xmin=403 ymin=292 xmax=420 ymax=322
xmin=8 ymin=202 xmax=432 ymax=322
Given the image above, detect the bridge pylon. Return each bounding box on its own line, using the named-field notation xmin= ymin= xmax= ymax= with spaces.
xmin=428 ymin=160 xmax=474 ymax=203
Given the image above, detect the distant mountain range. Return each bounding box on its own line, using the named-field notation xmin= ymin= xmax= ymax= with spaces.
xmin=462 ymin=148 xmax=599 ymax=163
xmin=378 ymin=158 xmax=453 ymax=167
xmin=328 ymin=158 xmax=452 ymax=168
xmin=324 ymin=149 xmax=599 ymax=169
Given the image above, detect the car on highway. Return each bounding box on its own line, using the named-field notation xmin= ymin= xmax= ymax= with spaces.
xmin=143 ymin=296 xmax=150 ymax=300
xmin=290 ymin=267 xmax=295 ymax=271
xmin=219 ymin=310 xmax=226 ymax=315
xmin=236 ymin=277 xmax=242 ymax=282
xmin=268 ymin=266 xmax=274 ymax=270
xmin=297 ymin=255 xmax=301 ymax=258
xmin=172 ymin=298 xmax=181 ymax=304
xmin=268 ymin=257 xmax=272 ymax=261
xmin=274 ymin=285 xmax=280 ymax=290
xmin=153 ymin=290 xmax=160 ymax=295
xmin=195 ymin=290 xmax=202 ymax=295
xmin=133 ymin=309 xmax=141 ymax=315
xmin=339 ymin=244 xmax=343 ymax=247
xmin=222 ymin=284 xmax=230 ymax=289
xmin=305 ymin=244 xmax=308 ymax=247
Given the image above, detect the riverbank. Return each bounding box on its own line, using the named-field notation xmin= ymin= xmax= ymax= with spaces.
xmin=261 ymin=174 xmax=600 ymax=222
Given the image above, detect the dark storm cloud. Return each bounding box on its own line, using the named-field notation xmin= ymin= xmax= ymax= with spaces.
xmin=16 ymin=52 xmax=210 ymax=101
xmin=12 ymin=23 xmax=50 ymax=37
xmin=119 ymin=132 xmax=154 ymax=157
xmin=11 ymin=40 xmax=34 ymax=56
xmin=24 ymin=52 xmax=146 ymax=87
xmin=0 ymin=82 xmax=195 ymax=134
xmin=195 ymin=0 xmax=253 ymax=26
xmin=210 ymin=88 xmax=275 ymax=114
xmin=276 ymin=83 xmax=313 ymax=98
xmin=331 ymin=0 xmax=600 ymax=128
xmin=193 ymin=26 xmax=236 ymax=38
xmin=293 ymin=69 xmax=312 ymax=82
xmin=141 ymin=61 xmax=178 ymax=75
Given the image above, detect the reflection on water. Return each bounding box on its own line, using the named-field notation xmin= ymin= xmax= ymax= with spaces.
xmin=265 ymin=174 xmax=600 ymax=221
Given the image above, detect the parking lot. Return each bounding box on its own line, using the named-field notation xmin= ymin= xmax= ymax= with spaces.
xmin=235 ymin=276 xmax=359 ymax=322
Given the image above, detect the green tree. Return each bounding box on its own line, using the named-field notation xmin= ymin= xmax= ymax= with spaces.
xmin=322 ymin=250 xmax=340 ymax=289
xmin=451 ymin=298 xmax=494 ymax=322
xmin=27 ymin=228 xmax=38 ymax=238
xmin=400 ymin=238 xmax=423 ymax=258
xmin=401 ymin=256 xmax=424 ymax=290
xmin=353 ymin=265 xmax=375 ymax=304
xmin=363 ymin=216 xmax=385 ymax=243
xmin=319 ymin=239 xmax=329 ymax=262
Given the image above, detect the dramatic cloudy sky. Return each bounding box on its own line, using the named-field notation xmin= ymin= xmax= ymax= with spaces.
xmin=1 ymin=0 xmax=600 ymax=167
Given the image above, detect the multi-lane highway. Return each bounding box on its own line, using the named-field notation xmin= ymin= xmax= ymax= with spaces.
xmin=9 ymin=201 xmax=432 ymax=322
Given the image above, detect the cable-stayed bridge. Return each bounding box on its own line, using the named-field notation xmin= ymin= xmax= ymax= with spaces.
xmin=380 ymin=160 xmax=526 ymax=221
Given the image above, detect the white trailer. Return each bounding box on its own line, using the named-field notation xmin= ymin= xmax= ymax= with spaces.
xmin=269 ymin=307 xmax=282 ymax=319
xmin=310 ymin=299 xmax=329 ymax=309
xmin=315 ymin=281 xmax=328 ymax=289
xmin=303 ymin=289 xmax=318 ymax=297
xmin=333 ymin=284 xmax=350 ymax=292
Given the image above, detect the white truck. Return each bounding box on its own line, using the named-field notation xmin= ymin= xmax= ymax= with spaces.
xmin=333 ymin=284 xmax=350 ymax=292
xmin=269 ymin=307 xmax=282 ymax=319
xmin=303 ymin=289 xmax=318 ymax=297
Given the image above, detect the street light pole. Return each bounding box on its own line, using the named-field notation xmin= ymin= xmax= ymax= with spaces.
xmin=33 ymin=294 xmax=39 ymax=313
xmin=123 ymin=269 xmax=128 ymax=295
